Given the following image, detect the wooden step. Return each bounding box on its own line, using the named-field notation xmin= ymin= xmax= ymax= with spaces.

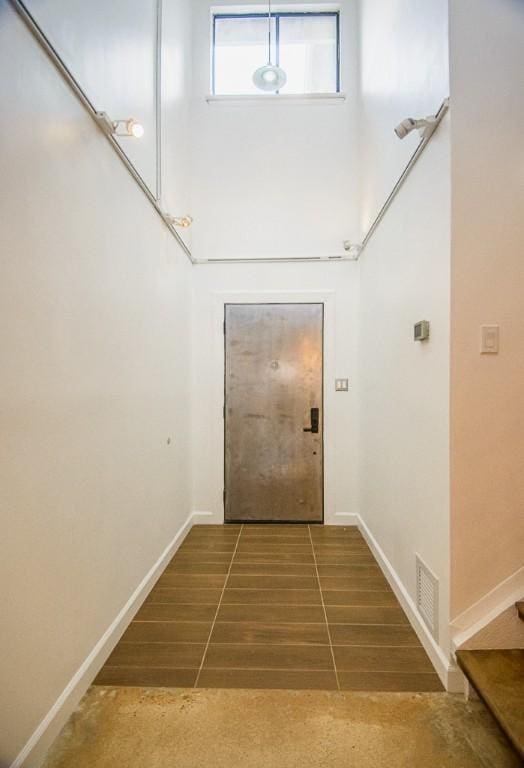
xmin=456 ymin=649 xmax=524 ymax=761
xmin=516 ymin=601 xmax=524 ymax=622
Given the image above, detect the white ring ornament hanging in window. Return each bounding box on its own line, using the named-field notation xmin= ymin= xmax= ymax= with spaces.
xmin=253 ymin=63 xmax=287 ymax=92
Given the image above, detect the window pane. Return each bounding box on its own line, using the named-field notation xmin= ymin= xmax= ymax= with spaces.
xmin=214 ymin=17 xmax=277 ymax=95
xmin=278 ymin=16 xmax=338 ymax=94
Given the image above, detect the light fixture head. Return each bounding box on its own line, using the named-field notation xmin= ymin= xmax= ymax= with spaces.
xmin=126 ymin=119 xmax=144 ymax=138
xmin=253 ymin=63 xmax=287 ymax=92
xmin=394 ymin=118 xmax=417 ymax=139
xmin=343 ymin=241 xmax=363 ymax=259
xmin=163 ymin=213 xmax=194 ymax=229
xmin=394 ymin=116 xmax=437 ymax=141
xmin=95 ymin=112 xmax=144 ymax=138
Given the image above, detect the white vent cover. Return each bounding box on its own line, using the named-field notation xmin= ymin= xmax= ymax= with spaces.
xmin=416 ymin=554 xmax=439 ymax=639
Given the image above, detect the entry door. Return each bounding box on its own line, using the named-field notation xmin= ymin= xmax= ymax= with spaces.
xmin=224 ymin=303 xmax=324 ymax=523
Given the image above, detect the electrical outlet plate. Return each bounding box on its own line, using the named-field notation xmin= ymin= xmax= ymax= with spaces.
xmin=335 ymin=379 xmax=349 ymax=391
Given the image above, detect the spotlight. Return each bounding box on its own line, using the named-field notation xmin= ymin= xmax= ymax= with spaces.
xmin=126 ymin=119 xmax=144 ymax=138
xmin=95 ymin=112 xmax=145 ymax=138
xmin=394 ymin=115 xmax=437 ymax=140
xmin=163 ymin=213 xmax=194 ymax=228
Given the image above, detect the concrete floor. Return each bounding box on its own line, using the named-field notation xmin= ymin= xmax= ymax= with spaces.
xmin=43 ymin=686 xmax=520 ymax=768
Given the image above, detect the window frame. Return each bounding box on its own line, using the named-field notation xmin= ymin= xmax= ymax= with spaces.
xmin=211 ymin=11 xmax=341 ymax=96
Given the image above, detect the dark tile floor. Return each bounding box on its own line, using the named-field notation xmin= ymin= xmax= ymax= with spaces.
xmin=95 ymin=524 xmax=443 ymax=691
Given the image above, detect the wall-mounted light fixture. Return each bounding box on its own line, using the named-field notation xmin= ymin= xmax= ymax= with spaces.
xmin=394 ymin=115 xmax=438 ymax=141
xmin=343 ymin=241 xmax=363 ymax=258
xmin=163 ymin=213 xmax=194 ymax=229
xmin=95 ymin=111 xmax=145 ymax=138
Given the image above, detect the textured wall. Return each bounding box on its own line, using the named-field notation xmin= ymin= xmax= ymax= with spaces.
xmin=357 ymin=0 xmax=449 ymax=238
xmin=0 ymin=5 xmax=192 ymax=764
xmin=461 ymin=606 xmax=524 ymax=650
xmin=357 ymin=120 xmax=451 ymax=657
xmin=356 ymin=0 xmax=451 ymax=660
xmin=449 ymin=0 xmax=524 ymax=616
xmin=189 ymin=0 xmax=360 ymax=260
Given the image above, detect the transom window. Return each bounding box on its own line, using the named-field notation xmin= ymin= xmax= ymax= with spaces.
xmin=212 ymin=11 xmax=340 ymax=96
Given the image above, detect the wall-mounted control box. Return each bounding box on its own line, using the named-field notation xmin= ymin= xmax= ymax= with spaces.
xmin=414 ymin=320 xmax=430 ymax=342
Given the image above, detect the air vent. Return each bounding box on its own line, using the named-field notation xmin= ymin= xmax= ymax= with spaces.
xmin=416 ymin=555 xmax=439 ymax=639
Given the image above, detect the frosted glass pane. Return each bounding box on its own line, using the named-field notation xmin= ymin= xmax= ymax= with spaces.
xmin=278 ymin=16 xmax=338 ymax=94
xmin=214 ymin=17 xmax=276 ymax=95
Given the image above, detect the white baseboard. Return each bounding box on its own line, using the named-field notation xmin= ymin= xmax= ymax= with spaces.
xmin=190 ymin=512 xmax=360 ymax=527
xmin=11 ymin=511 xmax=202 ymax=768
xmin=450 ymin=566 xmax=524 ymax=652
xmin=329 ymin=512 xmax=360 ymax=526
xmin=190 ymin=510 xmax=216 ymax=523
xmin=356 ymin=515 xmax=463 ymax=693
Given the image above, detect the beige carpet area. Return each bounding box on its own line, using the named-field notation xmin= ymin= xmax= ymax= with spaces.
xmin=43 ymin=686 xmax=520 ymax=768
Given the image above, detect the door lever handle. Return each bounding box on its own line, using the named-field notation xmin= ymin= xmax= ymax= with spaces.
xmin=303 ymin=407 xmax=319 ymax=434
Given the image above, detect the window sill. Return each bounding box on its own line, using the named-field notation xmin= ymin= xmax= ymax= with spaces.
xmin=206 ymin=93 xmax=346 ymax=106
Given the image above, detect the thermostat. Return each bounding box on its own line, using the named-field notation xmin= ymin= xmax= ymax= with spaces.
xmin=414 ymin=320 xmax=430 ymax=342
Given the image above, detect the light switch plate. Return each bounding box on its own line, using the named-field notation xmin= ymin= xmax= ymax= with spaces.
xmin=335 ymin=379 xmax=349 ymax=391
xmin=480 ymin=325 xmax=499 ymax=354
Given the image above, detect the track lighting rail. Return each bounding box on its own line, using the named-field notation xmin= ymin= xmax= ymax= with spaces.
xmin=357 ymin=98 xmax=450 ymax=257
xmin=9 ymin=0 xmax=195 ymax=264
xmin=199 ymin=98 xmax=450 ymax=265
xmin=10 ymin=0 xmax=448 ymax=268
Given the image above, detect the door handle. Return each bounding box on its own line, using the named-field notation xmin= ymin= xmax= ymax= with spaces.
xmin=303 ymin=407 xmax=319 ymax=434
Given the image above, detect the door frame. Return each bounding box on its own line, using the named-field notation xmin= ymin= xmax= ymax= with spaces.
xmin=223 ymin=302 xmax=325 ymax=524
xmin=209 ymin=290 xmax=337 ymax=524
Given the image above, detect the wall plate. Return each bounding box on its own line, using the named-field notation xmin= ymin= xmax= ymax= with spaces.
xmin=480 ymin=325 xmax=499 ymax=354
xmin=414 ymin=320 xmax=430 ymax=342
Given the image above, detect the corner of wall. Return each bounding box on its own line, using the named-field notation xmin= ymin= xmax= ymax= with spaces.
xmin=358 ymin=516 xmax=461 ymax=692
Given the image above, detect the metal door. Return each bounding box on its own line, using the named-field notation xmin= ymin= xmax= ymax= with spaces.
xmin=224 ymin=303 xmax=323 ymax=523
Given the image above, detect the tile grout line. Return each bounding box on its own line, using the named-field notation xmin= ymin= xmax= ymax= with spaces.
xmin=131 ymin=620 xmax=411 ymax=627
xmin=308 ymin=524 xmax=340 ymax=691
xmin=144 ymin=601 xmax=399 ymax=606
xmin=101 ymin=665 xmax=437 ymax=674
xmin=118 ymin=641 xmax=423 ymax=648
xmin=194 ymin=524 xmax=244 ymax=687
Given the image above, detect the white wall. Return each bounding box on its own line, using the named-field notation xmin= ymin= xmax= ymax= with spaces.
xmin=189 ymin=0 xmax=360 ymax=261
xmin=357 ymin=120 xmax=451 ymax=658
xmin=356 ymin=0 xmax=451 ymax=666
xmin=161 ymin=0 xmax=193 ymax=252
xmin=357 ymin=0 xmax=449 ymax=238
xmin=449 ymin=0 xmax=524 ymax=617
xmin=0 ymin=4 xmax=192 ymax=765
xmin=191 ymin=261 xmax=359 ymax=523
xmin=24 ymin=0 xmax=160 ymax=195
